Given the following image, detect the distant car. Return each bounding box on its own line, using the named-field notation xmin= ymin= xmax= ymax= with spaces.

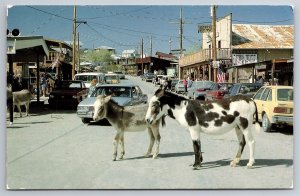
xmin=205 ymin=83 xmax=233 ymax=100
xmin=224 ymin=83 xmax=262 ymax=98
xmin=105 ymin=73 xmax=120 ymax=84
xmin=74 ymin=72 xmax=105 ymax=88
xmin=170 ymin=79 xmax=179 ymax=91
xmin=142 ymin=73 xmax=155 ymax=82
xmin=253 ymin=85 xmax=293 ymax=132
xmin=114 ymin=71 xmax=125 ymax=79
xmin=77 ymin=84 xmax=148 ymax=124
xmin=174 ymin=80 xmax=185 ymax=94
xmin=48 ymin=80 xmax=89 ymax=109
xmin=187 ymin=81 xmax=214 ymax=100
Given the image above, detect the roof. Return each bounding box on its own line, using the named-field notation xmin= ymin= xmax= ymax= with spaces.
xmin=232 ymin=24 xmax=294 ymax=49
xmin=122 ymin=49 xmax=137 ymax=54
xmin=7 ymin=35 xmax=49 ymax=56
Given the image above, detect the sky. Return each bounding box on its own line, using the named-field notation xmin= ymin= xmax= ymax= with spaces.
xmin=7 ymin=5 xmax=294 ymax=55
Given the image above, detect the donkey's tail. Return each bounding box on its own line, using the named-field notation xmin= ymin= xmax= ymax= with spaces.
xmin=161 ymin=115 xmax=166 ymax=127
xmin=252 ymin=100 xmax=261 ymax=133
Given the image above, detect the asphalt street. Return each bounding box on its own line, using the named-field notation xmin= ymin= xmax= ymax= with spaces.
xmin=6 ymin=75 xmax=293 ymax=189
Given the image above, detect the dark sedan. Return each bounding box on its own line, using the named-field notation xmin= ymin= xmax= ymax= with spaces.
xmin=224 ymin=83 xmax=262 ymax=99
xmin=77 ymin=84 xmax=148 ymax=124
xmin=48 ymin=80 xmax=89 ymax=109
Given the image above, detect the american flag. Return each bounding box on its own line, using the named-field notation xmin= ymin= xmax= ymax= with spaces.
xmin=217 ymin=68 xmax=226 ymax=83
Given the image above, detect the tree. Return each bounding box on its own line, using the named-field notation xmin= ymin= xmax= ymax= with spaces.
xmin=86 ymin=50 xmax=113 ymax=65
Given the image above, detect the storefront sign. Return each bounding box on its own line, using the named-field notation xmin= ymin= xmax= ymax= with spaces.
xmin=232 ymin=54 xmax=257 ymax=66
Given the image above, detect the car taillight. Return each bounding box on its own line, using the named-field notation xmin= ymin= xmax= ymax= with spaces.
xmin=197 ymin=88 xmax=205 ymax=92
xmin=217 ymin=91 xmax=224 ymax=96
xmin=273 ymin=107 xmax=292 ymax=114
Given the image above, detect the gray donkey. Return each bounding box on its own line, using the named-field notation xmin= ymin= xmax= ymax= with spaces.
xmin=8 ymin=88 xmax=32 ymax=117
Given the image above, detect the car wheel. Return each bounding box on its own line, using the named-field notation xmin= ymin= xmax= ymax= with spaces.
xmin=262 ymin=113 xmax=271 ymax=132
xmin=81 ymin=118 xmax=91 ymax=124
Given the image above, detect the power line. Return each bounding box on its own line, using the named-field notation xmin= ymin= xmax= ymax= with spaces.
xmin=83 ymin=6 xmax=153 ymax=20
xmin=26 ymin=6 xmax=73 ymax=22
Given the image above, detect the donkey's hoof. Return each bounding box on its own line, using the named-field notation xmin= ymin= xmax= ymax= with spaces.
xmin=246 ymin=163 xmax=254 ymax=169
xmin=152 ymin=154 xmax=158 ymax=159
xmin=144 ymin=153 xmax=151 ymax=158
xmin=230 ymin=161 xmax=238 ymax=167
xmin=192 ymin=163 xmax=201 ymax=170
xmin=112 ymin=157 xmax=117 ymax=161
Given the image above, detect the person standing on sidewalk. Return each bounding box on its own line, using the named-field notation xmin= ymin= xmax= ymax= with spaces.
xmin=183 ymin=77 xmax=188 ymax=94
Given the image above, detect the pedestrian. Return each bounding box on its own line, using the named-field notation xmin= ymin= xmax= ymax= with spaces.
xmin=88 ymin=78 xmax=98 ymax=97
xmin=187 ymin=77 xmax=193 ymax=88
xmin=40 ymin=73 xmax=47 ymax=97
xmin=54 ymin=75 xmax=62 ymax=89
xmin=183 ymin=77 xmax=188 ymax=94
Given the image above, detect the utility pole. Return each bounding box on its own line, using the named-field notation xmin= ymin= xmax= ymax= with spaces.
xmin=179 ymin=8 xmax=183 ymax=53
xmin=212 ymin=5 xmax=217 ymax=82
xmin=169 ymin=8 xmax=190 ymax=79
xmin=77 ymin=32 xmax=80 ymax=73
xmin=141 ymin=38 xmax=144 ymax=74
xmin=169 ymin=38 xmax=172 ymax=53
xmin=72 ymin=4 xmax=86 ymax=79
xmin=72 ymin=4 xmax=77 ymax=79
xmin=149 ymin=36 xmax=152 ymax=57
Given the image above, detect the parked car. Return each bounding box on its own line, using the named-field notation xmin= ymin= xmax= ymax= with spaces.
xmin=77 ymin=84 xmax=148 ymax=124
xmin=74 ymin=72 xmax=105 ymax=88
xmin=48 ymin=80 xmax=89 ymax=109
xmin=205 ymin=83 xmax=233 ymax=100
xmin=105 ymin=73 xmax=120 ymax=84
xmin=114 ymin=71 xmax=125 ymax=79
xmin=170 ymin=79 xmax=179 ymax=91
xmin=224 ymin=83 xmax=262 ymax=98
xmin=142 ymin=73 xmax=155 ymax=82
xmin=253 ymin=85 xmax=293 ymax=132
xmin=174 ymin=80 xmax=186 ymax=94
xmin=187 ymin=81 xmax=214 ymax=100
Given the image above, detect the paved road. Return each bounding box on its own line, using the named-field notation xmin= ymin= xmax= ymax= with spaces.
xmin=6 ymin=75 xmax=293 ymax=189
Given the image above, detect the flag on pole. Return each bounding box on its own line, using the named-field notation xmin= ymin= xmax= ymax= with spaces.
xmin=217 ymin=68 xmax=226 ymax=83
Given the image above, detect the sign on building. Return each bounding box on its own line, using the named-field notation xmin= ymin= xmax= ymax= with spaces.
xmin=232 ymin=54 xmax=257 ymax=66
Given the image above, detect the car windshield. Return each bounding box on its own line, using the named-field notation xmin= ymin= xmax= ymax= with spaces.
xmin=106 ymin=75 xmax=118 ymax=80
xmin=91 ymin=87 xmax=132 ymax=97
xmin=60 ymin=81 xmax=82 ymax=89
xmin=75 ymin=75 xmax=97 ymax=82
xmin=277 ymin=89 xmax=293 ymax=101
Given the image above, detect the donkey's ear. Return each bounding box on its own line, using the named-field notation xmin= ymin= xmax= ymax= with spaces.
xmin=155 ymin=88 xmax=165 ymax=98
xmin=104 ymin=95 xmax=112 ymax=103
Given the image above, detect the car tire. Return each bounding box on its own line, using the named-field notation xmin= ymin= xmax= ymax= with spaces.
xmin=82 ymin=118 xmax=91 ymax=124
xmin=262 ymin=113 xmax=271 ymax=132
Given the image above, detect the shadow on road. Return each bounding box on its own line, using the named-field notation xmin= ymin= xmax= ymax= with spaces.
xmin=124 ymin=151 xmax=195 ymax=161
xmin=197 ymin=158 xmax=293 ymax=170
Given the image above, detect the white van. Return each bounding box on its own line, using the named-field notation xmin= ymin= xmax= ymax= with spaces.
xmin=74 ymin=72 xmax=105 ymax=88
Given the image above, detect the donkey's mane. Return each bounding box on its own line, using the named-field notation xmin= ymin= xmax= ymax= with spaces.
xmin=155 ymin=89 xmax=187 ymax=109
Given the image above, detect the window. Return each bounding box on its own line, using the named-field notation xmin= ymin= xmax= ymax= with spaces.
xmin=218 ymin=40 xmax=221 ymax=48
xmin=277 ymin=89 xmax=293 ymax=101
xmin=260 ymin=88 xmax=271 ymax=101
xmin=253 ymin=87 xmax=265 ymax=100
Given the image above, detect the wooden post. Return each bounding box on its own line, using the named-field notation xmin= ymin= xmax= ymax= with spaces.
xmin=8 ymin=54 xmax=13 ymax=124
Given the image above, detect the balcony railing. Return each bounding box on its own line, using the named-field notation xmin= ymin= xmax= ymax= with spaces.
xmin=44 ymin=51 xmax=72 ymax=64
xmin=179 ymin=48 xmax=231 ymax=67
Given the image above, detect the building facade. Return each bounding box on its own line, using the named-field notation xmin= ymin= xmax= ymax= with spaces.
xmin=179 ymin=14 xmax=294 ymax=85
